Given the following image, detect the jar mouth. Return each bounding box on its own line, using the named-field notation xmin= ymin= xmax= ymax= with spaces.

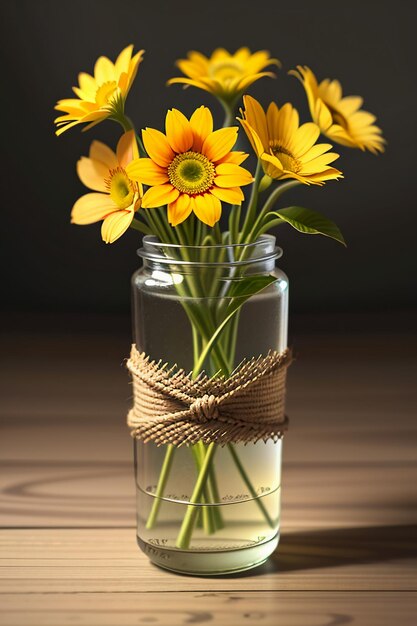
xmin=138 ymin=234 xmax=282 ymax=267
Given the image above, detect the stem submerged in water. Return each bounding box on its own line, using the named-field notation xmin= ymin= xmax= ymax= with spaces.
xmin=146 ymin=444 xmax=175 ymax=530
xmin=175 ymin=442 xmax=217 ymax=549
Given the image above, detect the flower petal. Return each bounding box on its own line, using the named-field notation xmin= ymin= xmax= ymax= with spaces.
xmin=142 ymin=184 xmax=179 ymax=208
xmin=55 ymin=120 xmax=84 ymax=136
xmin=142 ymin=128 xmax=175 ymax=167
xmin=217 ymin=151 xmax=248 ymax=165
xmin=77 ymin=72 xmax=97 ymax=97
xmin=116 ymin=130 xmax=138 ymax=168
xmin=210 ymin=186 xmax=244 ymax=204
xmin=89 ymin=141 xmax=118 ymax=168
xmin=292 ymin=123 xmax=321 ymax=157
xmin=190 ymin=106 xmax=213 ymax=151
xmin=268 ymin=102 xmax=299 ymax=148
xmin=300 ymin=152 xmax=340 ymax=175
xmin=94 ymin=56 xmax=116 ymax=83
xmin=237 ymin=71 xmax=276 ymax=92
xmin=298 ymin=143 xmax=334 ymax=164
xmin=176 ymin=58 xmax=207 ymax=80
xmin=115 ymin=44 xmax=134 ymax=76
xmin=126 ymin=158 xmax=169 ymax=185
xmin=338 ymin=95 xmax=363 ymax=116
xmin=314 ymin=98 xmax=333 ymax=132
xmin=76 ymin=157 xmax=108 ymax=192
xmin=242 ymin=95 xmax=269 ymax=150
xmin=202 ymin=127 xmax=238 ymax=162
xmin=165 ymin=109 xmax=194 ymax=153
xmin=192 ymin=193 xmax=222 ymax=227
xmin=238 ymin=118 xmax=265 ymax=158
xmin=166 ymin=77 xmax=215 ymax=94
xmin=214 ymin=163 xmax=253 ymax=188
xmin=122 ymin=49 xmax=144 ymax=96
xmin=71 ymin=193 xmax=118 ymax=225
xmin=260 ymin=154 xmax=285 ymax=180
xmin=167 ymin=194 xmax=193 ymax=226
xmin=101 ymin=209 xmax=134 ymax=244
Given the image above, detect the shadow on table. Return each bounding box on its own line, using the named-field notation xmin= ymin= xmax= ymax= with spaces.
xmin=219 ymin=524 xmax=417 ymax=578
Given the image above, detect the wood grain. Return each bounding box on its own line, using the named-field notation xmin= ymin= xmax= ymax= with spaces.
xmin=1 ymin=592 xmax=416 ymax=626
xmin=0 ymin=330 xmax=416 ymax=624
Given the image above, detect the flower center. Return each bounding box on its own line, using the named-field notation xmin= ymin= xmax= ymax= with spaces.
xmin=168 ymin=152 xmax=215 ymax=194
xmin=106 ymin=168 xmax=135 ymax=209
xmin=95 ymin=81 xmax=118 ymax=107
xmin=270 ymin=143 xmax=301 ymax=173
xmin=209 ymin=61 xmax=243 ymax=83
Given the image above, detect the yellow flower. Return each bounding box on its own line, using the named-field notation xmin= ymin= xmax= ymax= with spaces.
xmin=54 ymin=45 xmax=144 ymax=136
xmin=239 ymin=95 xmax=342 ymax=185
xmin=71 ymin=131 xmax=142 ymax=243
xmin=167 ymin=48 xmax=280 ymax=103
xmin=126 ymin=106 xmax=253 ymax=227
xmin=290 ymin=66 xmax=385 ymax=154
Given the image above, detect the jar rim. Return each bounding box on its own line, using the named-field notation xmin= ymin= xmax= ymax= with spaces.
xmin=138 ymin=234 xmax=282 ymax=267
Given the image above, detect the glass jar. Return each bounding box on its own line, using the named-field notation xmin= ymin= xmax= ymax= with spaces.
xmin=131 ymin=234 xmax=289 ymax=575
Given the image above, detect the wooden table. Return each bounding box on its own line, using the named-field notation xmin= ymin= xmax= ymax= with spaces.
xmin=1 ymin=324 xmax=416 ymax=625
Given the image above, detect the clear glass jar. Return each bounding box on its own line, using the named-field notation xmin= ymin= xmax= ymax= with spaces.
xmin=131 ymin=234 xmax=289 ymax=575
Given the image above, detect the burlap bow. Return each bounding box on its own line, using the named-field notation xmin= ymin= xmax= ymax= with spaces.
xmin=127 ymin=344 xmax=292 ymax=446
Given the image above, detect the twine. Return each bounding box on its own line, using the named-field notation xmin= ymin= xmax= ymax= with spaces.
xmin=126 ymin=344 xmax=292 ymax=446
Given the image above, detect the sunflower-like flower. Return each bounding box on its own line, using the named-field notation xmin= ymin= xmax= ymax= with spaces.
xmin=290 ymin=66 xmax=385 ymax=154
xmin=238 ymin=95 xmax=342 ymax=186
xmin=167 ymin=48 xmax=280 ymax=103
xmin=71 ymin=131 xmax=142 ymax=243
xmin=126 ymin=106 xmax=253 ymax=227
xmin=54 ymin=45 xmax=144 ymax=136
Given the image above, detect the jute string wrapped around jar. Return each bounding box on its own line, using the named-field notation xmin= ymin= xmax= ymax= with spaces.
xmin=127 ymin=344 xmax=292 ymax=446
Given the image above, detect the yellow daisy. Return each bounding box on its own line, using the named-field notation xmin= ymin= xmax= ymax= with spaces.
xmin=290 ymin=66 xmax=385 ymax=154
xmin=126 ymin=106 xmax=253 ymax=227
xmin=55 ymin=45 xmax=144 ymax=136
xmin=167 ymin=48 xmax=280 ymax=103
xmin=71 ymin=131 xmax=142 ymax=243
xmin=239 ymin=95 xmax=342 ymax=185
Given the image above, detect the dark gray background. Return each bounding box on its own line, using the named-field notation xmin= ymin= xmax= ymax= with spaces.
xmin=1 ymin=0 xmax=416 ymax=317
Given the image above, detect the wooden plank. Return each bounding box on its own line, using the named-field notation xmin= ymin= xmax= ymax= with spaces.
xmin=0 ymin=528 xmax=416 ymax=592
xmin=0 ymin=591 xmax=416 ymax=626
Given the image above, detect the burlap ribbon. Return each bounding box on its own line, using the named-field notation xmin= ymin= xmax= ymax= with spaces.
xmin=127 ymin=344 xmax=291 ymax=446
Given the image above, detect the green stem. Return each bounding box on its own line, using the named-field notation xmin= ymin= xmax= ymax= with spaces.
xmin=227 ymin=444 xmax=275 ymax=528
xmin=255 ymin=218 xmax=285 ymax=238
xmin=191 ymin=445 xmax=215 ymax=533
xmin=206 ymin=458 xmax=224 ymax=530
xmin=238 ymin=160 xmax=263 ymax=243
xmin=228 ymin=204 xmax=241 ymax=244
xmin=244 ymin=180 xmax=301 ymax=243
xmin=129 ymin=218 xmax=153 ymax=236
xmin=146 ymin=444 xmax=175 ymax=529
xmin=112 ymin=114 xmax=133 ymax=133
xmin=176 ymin=442 xmax=217 ymax=549
xmin=196 ymin=441 xmax=224 ymax=531
xmin=221 ymin=101 xmax=236 ymax=128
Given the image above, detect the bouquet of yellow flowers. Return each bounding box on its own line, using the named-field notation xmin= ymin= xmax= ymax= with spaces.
xmin=56 ymin=45 xmax=384 ymax=574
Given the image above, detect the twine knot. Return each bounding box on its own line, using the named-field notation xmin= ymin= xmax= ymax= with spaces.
xmin=127 ymin=345 xmax=292 ymax=446
xmin=189 ymin=394 xmax=220 ymax=422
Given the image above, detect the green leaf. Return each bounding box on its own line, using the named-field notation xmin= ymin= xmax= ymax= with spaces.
xmin=192 ymin=275 xmax=277 ymax=376
xmin=269 ymin=206 xmax=346 ymax=246
xmin=226 ymin=274 xmax=277 ymax=301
